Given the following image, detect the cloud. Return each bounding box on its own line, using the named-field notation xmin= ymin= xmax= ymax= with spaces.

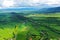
xmin=45 ymin=0 xmax=60 ymax=4
xmin=0 ymin=0 xmax=60 ymax=8
xmin=44 ymin=0 xmax=60 ymax=7
xmin=14 ymin=0 xmax=60 ymax=7
xmin=2 ymin=0 xmax=15 ymax=7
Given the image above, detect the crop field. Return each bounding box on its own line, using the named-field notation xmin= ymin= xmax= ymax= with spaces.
xmin=0 ymin=13 xmax=60 ymax=40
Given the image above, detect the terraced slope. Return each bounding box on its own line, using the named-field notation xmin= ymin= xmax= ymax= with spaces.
xmin=0 ymin=13 xmax=60 ymax=40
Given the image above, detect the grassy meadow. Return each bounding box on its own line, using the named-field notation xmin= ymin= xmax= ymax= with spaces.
xmin=0 ymin=13 xmax=60 ymax=40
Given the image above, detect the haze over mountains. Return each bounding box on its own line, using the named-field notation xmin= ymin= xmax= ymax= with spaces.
xmin=0 ymin=7 xmax=60 ymax=13
xmin=38 ymin=7 xmax=60 ymax=13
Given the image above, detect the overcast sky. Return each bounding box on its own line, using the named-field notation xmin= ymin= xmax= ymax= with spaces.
xmin=0 ymin=0 xmax=60 ymax=8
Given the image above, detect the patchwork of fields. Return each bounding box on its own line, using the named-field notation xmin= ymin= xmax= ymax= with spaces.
xmin=0 ymin=13 xmax=60 ymax=40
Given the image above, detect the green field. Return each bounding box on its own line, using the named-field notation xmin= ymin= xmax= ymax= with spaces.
xmin=26 ymin=13 xmax=60 ymax=17
xmin=0 ymin=13 xmax=60 ymax=40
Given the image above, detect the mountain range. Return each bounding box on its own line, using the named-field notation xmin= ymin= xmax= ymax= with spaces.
xmin=0 ymin=7 xmax=60 ymax=13
xmin=38 ymin=7 xmax=60 ymax=13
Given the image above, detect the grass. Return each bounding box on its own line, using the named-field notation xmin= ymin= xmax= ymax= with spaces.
xmin=26 ymin=13 xmax=60 ymax=17
xmin=0 ymin=13 xmax=60 ymax=40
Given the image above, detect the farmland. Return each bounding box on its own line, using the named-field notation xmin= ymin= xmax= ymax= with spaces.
xmin=0 ymin=13 xmax=60 ymax=40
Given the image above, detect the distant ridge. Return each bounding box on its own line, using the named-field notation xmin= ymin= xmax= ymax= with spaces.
xmin=0 ymin=7 xmax=60 ymax=13
xmin=38 ymin=7 xmax=60 ymax=13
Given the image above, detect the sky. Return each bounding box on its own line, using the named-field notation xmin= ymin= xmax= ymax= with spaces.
xmin=0 ymin=0 xmax=60 ymax=8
